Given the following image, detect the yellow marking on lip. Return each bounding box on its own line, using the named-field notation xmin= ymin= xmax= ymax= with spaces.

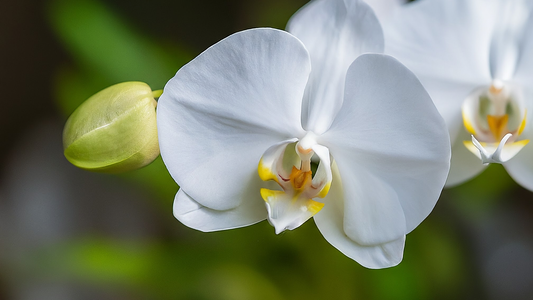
xmin=513 ymin=139 xmax=530 ymax=148
xmin=462 ymin=110 xmax=477 ymax=135
xmin=306 ymin=199 xmax=325 ymax=214
xmin=317 ymin=181 xmax=331 ymax=198
xmin=463 ymin=140 xmax=482 ymax=157
xmin=464 ymin=138 xmax=530 ymax=160
xmin=487 ymin=114 xmax=509 ymax=140
xmin=261 ymin=188 xmax=324 ymax=215
xmin=260 ymin=188 xmax=284 ymax=202
xmin=258 ymin=158 xmax=278 ymax=183
xmin=518 ymin=110 xmax=527 ymax=135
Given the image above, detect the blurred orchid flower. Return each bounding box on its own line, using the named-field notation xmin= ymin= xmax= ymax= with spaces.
xmin=384 ymin=0 xmax=533 ymax=189
xmin=158 ymin=0 xmax=450 ymax=268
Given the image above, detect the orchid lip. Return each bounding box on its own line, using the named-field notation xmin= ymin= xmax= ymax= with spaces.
xmin=471 ymin=133 xmax=511 ymax=164
xmin=464 ymin=134 xmax=530 ymax=164
xmin=257 ymin=132 xmax=332 ymax=234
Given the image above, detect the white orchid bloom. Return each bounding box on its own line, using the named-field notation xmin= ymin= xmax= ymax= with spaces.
xmin=158 ymin=0 xmax=450 ymax=269
xmin=384 ymin=0 xmax=533 ymax=188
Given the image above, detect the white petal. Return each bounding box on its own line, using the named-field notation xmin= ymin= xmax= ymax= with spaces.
xmin=287 ymin=0 xmax=384 ymax=135
xmin=500 ymin=140 xmax=530 ymax=162
xmin=311 ymin=144 xmax=332 ymax=191
xmin=513 ymin=5 xmax=533 ymax=85
xmin=364 ymin=0 xmax=406 ymax=23
xmin=313 ymin=165 xmax=404 ymax=268
xmin=158 ymin=28 xmax=309 ymax=211
xmin=384 ymin=0 xmax=492 ymax=91
xmin=504 ymin=144 xmax=533 ymax=192
xmin=503 ymin=116 xmax=533 ymax=191
xmin=416 ymin=79 xmax=479 ymax=144
xmin=335 ymin=156 xmax=407 ymax=245
xmin=445 ymin=128 xmax=488 ymax=187
xmin=489 ymin=1 xmax=532 ymax=80
xmin=173 ymin=189 xmax=267 ymax=232
xmin=320 ymin=54 xmax=450 ymax=243
xmin=258 ymin=138 xmax=299 ymax=184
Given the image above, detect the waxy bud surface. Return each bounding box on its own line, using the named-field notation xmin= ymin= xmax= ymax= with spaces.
xmin=63 ymin=82 xmax=159 ymax=173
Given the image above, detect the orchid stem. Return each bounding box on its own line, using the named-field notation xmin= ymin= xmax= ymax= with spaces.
xmin=152 ymin=89 xmax=163 ymax=99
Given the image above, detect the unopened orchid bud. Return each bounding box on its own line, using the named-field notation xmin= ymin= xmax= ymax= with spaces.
xmin=63 ymin=82 xmax=160 ymax=173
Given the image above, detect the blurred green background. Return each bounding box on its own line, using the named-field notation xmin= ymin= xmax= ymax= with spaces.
xmin=1 ymin=0 xmax=533 ymax=299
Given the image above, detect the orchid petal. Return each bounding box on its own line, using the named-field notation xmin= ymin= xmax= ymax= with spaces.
xmin=504 ymin=143 xmax=533 ymax=192
xmin=158 ymin=28 xmax=310 ymax=211
xmin=334 ymin=156 xmax=407 ymax=245
xmin=320 ymin=54 xmax=450 ymax=244
xmin=384 ymin=0 xmax=492 ymax=91
xmin=314 ymin=163 xmax=405 ymax=269
xmin=445 ymin=128 xmax=487 ymax=187
xmin=173 ymin=189 xmax=267 ymax=232
xmin=383 ymin=0 xmax=493 ymax=143
xmin=419 ymin=79 xmax=480 ymax=143
xmin=287 ymin=0 xmax=384 ymax=135
xmin=513 ymin=6 xmax=533 ymax=85
xmin=504 ymin=106 xmax=533 ymax=190
xmin=500 ymin=140 xmax=530 ymax=162
xmin=489 ymin=1 xmax=531 ymax=80
xmin=311 ymin=144 xmax=332 ymax=196
xmin=258 ymin=138 xmax=299 ymax=185
xmin=364 ymin=0 xmax=406 ymax=23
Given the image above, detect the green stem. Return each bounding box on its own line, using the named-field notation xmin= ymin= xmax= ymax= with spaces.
xmin=152 ymin=89 xmax=163 ymax=99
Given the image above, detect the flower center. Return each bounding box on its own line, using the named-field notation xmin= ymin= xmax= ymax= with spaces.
xmin=257 ymin=132 xmax=332 ymax=234
xmin=290 ymin=166 xmax=312 ymax=190
xmin=462 ymin=80 xmax=529 ymax=163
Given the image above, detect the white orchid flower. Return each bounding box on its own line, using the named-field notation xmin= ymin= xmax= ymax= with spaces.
xmin=157 ymin=0 xmax=450 ymax=269
xmin=384 ymin=0 xmax=533 ymax=189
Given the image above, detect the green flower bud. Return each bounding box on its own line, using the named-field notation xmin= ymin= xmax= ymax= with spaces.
xmin=63 ymin=82 xmax=160 ymax=173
